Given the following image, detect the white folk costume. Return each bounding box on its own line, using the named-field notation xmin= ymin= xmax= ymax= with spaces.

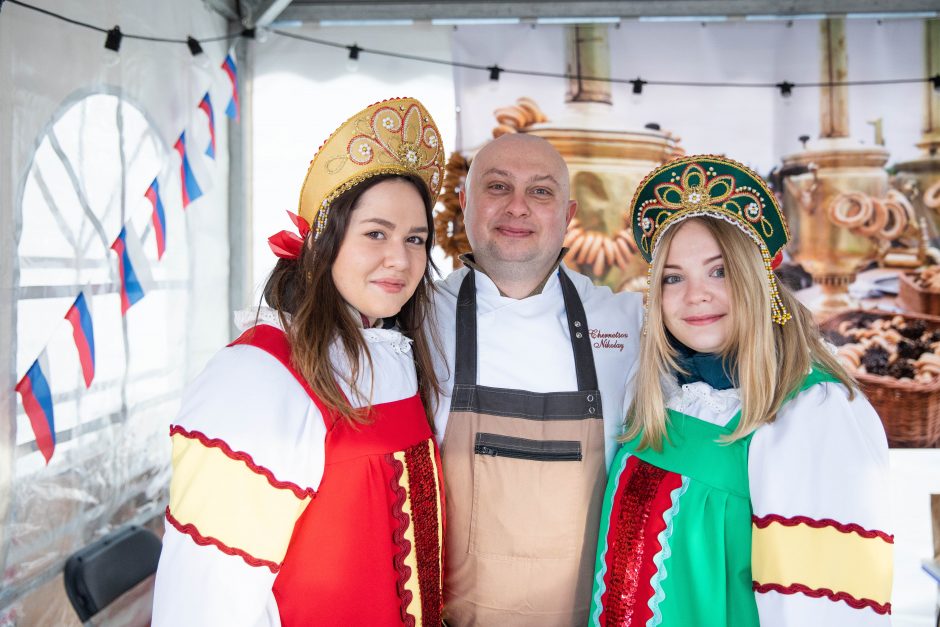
xmin=433 ymin=260 xmax=644 ymax=625
xmin=153 ymin=97 xmax=448 ymax=627
xmin=590 ymin=155 xmax=893 ymax=626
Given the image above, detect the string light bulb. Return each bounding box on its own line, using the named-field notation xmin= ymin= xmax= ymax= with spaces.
xmin=777 ymin=81 xmax=794 ymax=97
xmin=103 ymin=25 xmax=122 ymax=67
xmin=187 ymin=36 xmax=204 ymax=56
xmin=104 ymin=25 xmax=122 ymax=52
xmin=487 ymin=65 xmax=502 ymax=92
xmin=187 ymin=36 xmax=210 ymax=68
xmin=630 ymin=78 xmax=646 ymax=104
xmin=346 ymin=44 xmax=362 ymax=72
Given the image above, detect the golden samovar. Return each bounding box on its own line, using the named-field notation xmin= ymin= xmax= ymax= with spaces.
xmin=435 ymin=25 xmax=683 ymax=290
xmin=893 ymin=18 xmax=940 ymax=239
xmin=781 ymin=18 xmax=889 ymax=314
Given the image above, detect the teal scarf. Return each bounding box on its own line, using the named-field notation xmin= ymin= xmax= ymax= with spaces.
xmin=669 ymin=334 xmax=738 ymax=390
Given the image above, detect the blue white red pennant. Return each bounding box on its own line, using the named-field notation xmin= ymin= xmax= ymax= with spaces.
xmin=174 ymin=131 xmax=204 ymax=208
xmin=15 ymin=350 xmax=56 ymax=464
xmin=111 ymin=223 xmax=152 ymax=315
xmin=221 ymin=53 xmax=239 ymax=121
xmin=145 ymin=178 xmax=167 ymax=259
xmin=199 ymin=92 xmax=216 ymax=160
xmin=65 ymin=289 xmax=95 ymax=388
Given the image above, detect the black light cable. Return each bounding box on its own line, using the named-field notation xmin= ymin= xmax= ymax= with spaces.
xmin=3 ymin=0 xmax=936 ymax=94
xmin=5 ymin=0 xmax=243 ymax=46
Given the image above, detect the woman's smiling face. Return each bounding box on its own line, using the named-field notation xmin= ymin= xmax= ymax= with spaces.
xmin=660 ymin=219 xmax=732 ymax=354
xmin=331 ymin=178 xmax=429 ymax=324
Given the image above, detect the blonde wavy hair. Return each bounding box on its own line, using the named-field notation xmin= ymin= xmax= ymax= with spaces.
xmin=625 ymin=216 xmax=855 ymax=450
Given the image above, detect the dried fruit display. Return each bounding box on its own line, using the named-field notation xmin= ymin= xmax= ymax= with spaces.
xmin=826 ymin=312 xmax=940 ymax=383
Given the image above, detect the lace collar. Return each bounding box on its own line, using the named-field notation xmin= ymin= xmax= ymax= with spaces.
xmin=664 ymin=375 xmax=742 ymax=416
xmin=233 ymin=307 xmax=413 ymax=355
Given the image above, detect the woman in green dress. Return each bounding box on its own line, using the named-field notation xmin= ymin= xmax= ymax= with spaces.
xmin=590 ymin=155 xmax=892 ymax=626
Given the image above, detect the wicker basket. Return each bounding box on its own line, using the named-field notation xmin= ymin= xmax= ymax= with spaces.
xmin=898 ymin=272 xmax=940 ymax=316
xmin=821 ymin=309 xmax=940 ymax=448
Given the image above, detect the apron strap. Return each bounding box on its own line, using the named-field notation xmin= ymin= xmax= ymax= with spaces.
xmin=558 ymin=268 xmax=599 ymax=392
xmin=454 ymin=270 xmax=478 ymax=386
xmin=452 ymin=267 xmax=600 ymax=392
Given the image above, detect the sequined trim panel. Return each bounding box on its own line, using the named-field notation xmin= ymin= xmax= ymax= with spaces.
xmin=404 ymin=440 xmax=444 ymax=626
xmin=600 ymin=457 xmax=684 ymax=626
xmin=387 ymin=439 xmax=444 ymax=627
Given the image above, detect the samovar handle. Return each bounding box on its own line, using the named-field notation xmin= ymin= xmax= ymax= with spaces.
xmin=783 ymin=161 xmax=819 ymax=215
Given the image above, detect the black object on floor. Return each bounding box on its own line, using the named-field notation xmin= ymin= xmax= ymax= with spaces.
xmin=63 ymin=524 xmax=162 ymax=622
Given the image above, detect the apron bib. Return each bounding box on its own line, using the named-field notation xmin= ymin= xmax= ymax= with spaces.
xmin=442 ymin=269 xmax=606 ymax=626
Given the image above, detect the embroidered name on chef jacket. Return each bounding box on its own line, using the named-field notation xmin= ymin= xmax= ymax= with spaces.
xmin=590 ymin=328 xmax=628 ymax=351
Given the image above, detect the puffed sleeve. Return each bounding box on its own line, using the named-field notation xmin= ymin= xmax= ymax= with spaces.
xmin=152 ymin=344 xmax=327 ymax=627
xmin=748 ymin=381 xmax=892 ymax=627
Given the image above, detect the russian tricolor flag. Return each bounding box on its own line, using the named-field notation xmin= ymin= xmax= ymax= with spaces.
xmin=145 ymin=178 xmax=167 ymax=259
xmin=15 ymin=351 xmax=56 ymax=464
xmin=199 ymin=92 xmax=216 ymax=160
xmin=221 ymin=53 xmax=239 ymax=121
xmin=65 ymin=290 xmax=95 ymax=388
xmin=174 ymin=132 xmax=204 ymax=208
xmin=111 ymin=223 xmax=152 ymax=315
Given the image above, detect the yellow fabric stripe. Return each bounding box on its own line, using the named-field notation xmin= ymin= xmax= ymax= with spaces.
xmin=751 ymin=520 xmax=893 ymax=605
xmin=169 ymin=433 xmax=311 ymax=565
xmin=394 ymin=450 xmax=422 ymax=626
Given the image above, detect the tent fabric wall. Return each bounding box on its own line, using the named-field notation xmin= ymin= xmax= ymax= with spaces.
xmin=0 ymin=1 xmax=232 ymax=623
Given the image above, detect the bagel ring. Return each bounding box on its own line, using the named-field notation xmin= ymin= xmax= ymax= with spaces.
xmin=829 ymin=191 xmax=871 ymax=230
xmin=923 ymin=179 xmax=940 ymax=210
xmin=856 ymin=197 xmax=888 ymax=237
xmin=880 ymin=198 xmax=908 ymax=240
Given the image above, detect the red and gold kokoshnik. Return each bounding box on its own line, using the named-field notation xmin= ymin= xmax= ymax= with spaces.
xmin=298 ymin=97 xmax=445 ymax=238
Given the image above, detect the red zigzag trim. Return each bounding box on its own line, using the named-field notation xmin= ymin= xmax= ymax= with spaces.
xmin=387 ymin=453 xmax=416 ymax=627
xmin=753 ymin=582 xmax=891 ymax=615
xmin=170 ymin=425 xmax=316 ymax=500
xmin=752 ymin=514 xmax=893 ymax=542
xmin=165 ymin=508 xmax=280 ymax=573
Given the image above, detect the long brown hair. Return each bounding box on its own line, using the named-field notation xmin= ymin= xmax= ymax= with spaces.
xmin=262 ymin=173 xmax=441 ymax=428
xmin=626 ymin=216 xmax=855 ymax=450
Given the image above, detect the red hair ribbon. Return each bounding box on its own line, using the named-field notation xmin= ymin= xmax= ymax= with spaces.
xmin=267 ymin=210 xmax=311 ymax=259
xmin=771 ymin=250 xmax=784 ymax=270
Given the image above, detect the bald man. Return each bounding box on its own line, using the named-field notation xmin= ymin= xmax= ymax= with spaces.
xmin=432 ymin=134 xmax=644 ymax=625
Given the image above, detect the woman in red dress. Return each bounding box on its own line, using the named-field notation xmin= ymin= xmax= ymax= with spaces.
xmin=153 ymin=97 xmax=446 ymax=626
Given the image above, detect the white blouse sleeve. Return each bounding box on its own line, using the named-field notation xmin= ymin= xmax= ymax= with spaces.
xmin=748 ymin=381 xmax=892 ymax=627
xmin=152 ymin=344 xmax=327 ymax=627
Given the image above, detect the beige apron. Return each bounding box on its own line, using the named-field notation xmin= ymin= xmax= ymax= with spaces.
xmin=442 ymin=269 xmax=606 ymax=626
